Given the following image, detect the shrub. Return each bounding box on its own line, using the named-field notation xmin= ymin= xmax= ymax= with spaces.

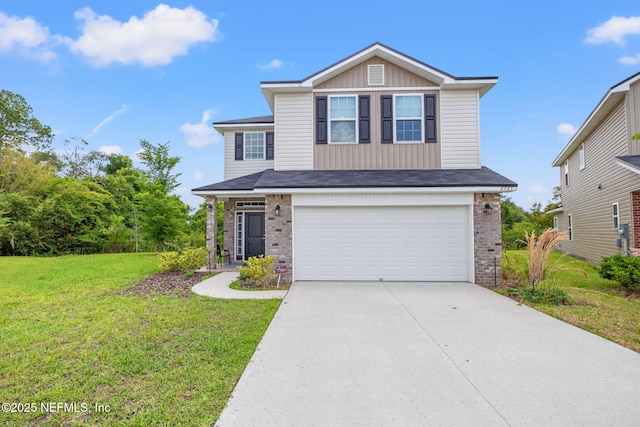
xmin=500 ymin=251 xmax=527 ymax=287
xmin=517 ymin=280 xmax=570 ymax=305
xmin=524 ymin=228 xmax=569 ymax=289
xmin=599 ymin=255 xmax=640 ymax=291
xmin=238 ymin=255 xmax=276 ymax=288
xmin=157 ymin=247 xmax=207 ymax=273
xmin=178 ymin=247 xmax=208 ymax=272
xmin=158 ymin=251 xmax=181 ymax=272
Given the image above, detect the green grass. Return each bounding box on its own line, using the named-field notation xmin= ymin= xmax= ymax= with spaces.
xmin=0 ymin=254 xmax=280 ymax=426
xmin=501 ymin=250 xmax=640 ymax=353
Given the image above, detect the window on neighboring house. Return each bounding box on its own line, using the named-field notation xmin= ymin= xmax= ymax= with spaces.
xmin=244 ymin=132 xmax=265 ymax=160
xmin=553 ymin=216 xmax=558 ymax=232
xmin=613 ymin=203 xmax=619 ymax=229
xmin=568 ymin=214 xmax=573 ymax=241
xmin=395 ymin=95 xmax=423 ymax=142
xmin=329 ymin=96 xmax=357 ymax=143
xmin=564 ymin=160 xmax=569 ymax=186
xmin=579 ymin=144 xmax=585 ymax=170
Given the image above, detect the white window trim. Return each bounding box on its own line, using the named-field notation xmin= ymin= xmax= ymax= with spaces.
xmin=328 ymin=95 xmax=358 ymax=144
xmin=553 ymin=216 xmax=558 ymax=233
xmin=613 ymin=202 xmax=619 ymax=230
xmin=243 ymin=132 xmax=266 ymax=160
xmin=568 ymin=214 xmax=573 ymax=241
xmin=235 ymin=212 xmax=244 ymax=261
xmin=393 ymin=94 xmax=424 ymax=144
xmin=564 ymin=160 xmax=569 ymax=186
xmin=579 ymin=144 xmax=585 ymax=170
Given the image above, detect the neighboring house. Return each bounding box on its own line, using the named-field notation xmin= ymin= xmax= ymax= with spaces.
xmin=192 ymin=43 xmax=517 ymax=284
xmin=552 ymin=72 xmax=640 ymax=262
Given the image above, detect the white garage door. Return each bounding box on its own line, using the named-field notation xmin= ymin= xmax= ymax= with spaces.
xmin=294 ymin=205 xmax=470 ymax=282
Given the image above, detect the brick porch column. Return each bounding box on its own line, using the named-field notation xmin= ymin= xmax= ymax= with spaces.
xmin=265 ymin=194 xmax=292 ymax=284
xmin=206 ymin=196 xmax=217 ymax=269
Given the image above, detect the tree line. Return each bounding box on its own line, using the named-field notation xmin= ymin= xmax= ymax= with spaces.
xmin=0 ymin=89 xmax=216 ymax=256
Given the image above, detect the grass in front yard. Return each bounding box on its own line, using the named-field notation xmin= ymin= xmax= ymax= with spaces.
xmin=500 ymin=250 xmax=640 ymax=353
xmin=0 ymin=254 xmax=280 ymax=426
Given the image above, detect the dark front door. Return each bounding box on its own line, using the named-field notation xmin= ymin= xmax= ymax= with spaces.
xmin=245 ymin=212 xmax=265 ymax=259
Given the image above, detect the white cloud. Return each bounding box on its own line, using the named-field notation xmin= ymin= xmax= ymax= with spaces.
xmin=98 ymin=145 xmax=123 ymax=155
xmin=180 ymin=109 xmax=222 ymax=147
xmin=557 ymin=123 xmax=577 ymax=136
xmin=258 ymin=59 xmax=285 ymax=70
xmin=88 ymin=104 xmax=131 ymax=137
xmin=529 ymin=185 xmax=547 ymax=195
xmin=70 ymin=4 xmax=220 ymax=67
xmin=0 ymin=12 xmax=66 ymax=61
xmin=585 ymin=16 xmax=640 ymax=46
xmin=619 ymin=53 xmax=640 ymax=65
xmin=193 ymin=170 xmax=204 ymax=181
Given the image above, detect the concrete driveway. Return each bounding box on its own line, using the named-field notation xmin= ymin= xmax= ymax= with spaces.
xmin=215 ymin=281 xmax=640 ymax=426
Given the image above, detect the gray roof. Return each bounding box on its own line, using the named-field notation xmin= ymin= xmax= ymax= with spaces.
xmin=616 ymin=155 xmax=640 ymax=171
xmin=213 ymin=115 xmax=274 ymax=126
xmin=192 ymin=167 xmax=517 ymax=193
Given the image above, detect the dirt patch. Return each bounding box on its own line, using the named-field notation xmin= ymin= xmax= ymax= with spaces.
xmin=122 ymin=271 xmax=212 ymax=297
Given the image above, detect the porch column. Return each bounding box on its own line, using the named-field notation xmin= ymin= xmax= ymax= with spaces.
xmin=206 ymin=196 xmax=217 ymax=269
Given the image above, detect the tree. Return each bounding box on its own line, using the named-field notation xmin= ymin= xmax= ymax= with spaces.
xmin=138 ymin=140 xmax=181 ymax=194
xmin=58 ymin=137 xmax=107 ymax=179
xmin=137 ymin=191 xmax=188 ymax=250
xmin=0 ymin=90 xmax=53 ymax=154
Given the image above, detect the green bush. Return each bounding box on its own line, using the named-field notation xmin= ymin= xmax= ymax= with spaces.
xmin=157 ymin=247 xmax=207 ymax=272
xmin=599 ymin=255 xmax=640 ymax=291
xmin=238 ymin=255 xmax=276 ymax=288
xmin=500 ymin=251 xmax=527 ymax=286
xmin=178 ymin=247 xmax=208 ymax=272
xmin=517 ymin=280 xmax=570 ymax=305
xmin=158 ymin=251 xmax=181 ymax=272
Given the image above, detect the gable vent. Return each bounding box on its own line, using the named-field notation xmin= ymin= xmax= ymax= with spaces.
xmin=368 ymin=64 xmax=384 ymax=86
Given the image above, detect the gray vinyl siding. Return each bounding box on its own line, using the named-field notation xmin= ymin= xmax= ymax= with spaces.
xmin=223 ymin=128 xmax=275 ymax=180
xmin=628 ymin=81 xmax=640 ymax=155
xmin=556 ymin=100 xmax=640 ymax=262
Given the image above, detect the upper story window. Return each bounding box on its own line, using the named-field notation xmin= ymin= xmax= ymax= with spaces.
xmin=613 ymin=203 xmax=619 ymax=229
xmin=244 ymin=132 xmax=265 ymax=159
xmin=564 ymin=160 xmax=569 ymax=186
xmin=234 ymin=132 xmax=274 ymax=161
xmin=579 ymin=144 xmax=585 ymax=170
xmin=395 ymin=95 xmax=423 ymax=142
xmin=329 ymin=96 xmax=357 ymax=143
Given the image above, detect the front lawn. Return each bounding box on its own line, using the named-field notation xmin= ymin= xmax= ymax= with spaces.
xmin=500 ymin=250 xmax=640 ymax=353
xmin=0 ymin=254 xmax=280 ymax=426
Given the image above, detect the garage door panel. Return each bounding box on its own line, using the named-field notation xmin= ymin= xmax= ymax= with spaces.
xmin=294 ymin=206 xmax=470 ymax=282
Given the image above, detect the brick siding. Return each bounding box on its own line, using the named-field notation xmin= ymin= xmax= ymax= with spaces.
xmin=473 ymin=193 xmax=503 ymax=286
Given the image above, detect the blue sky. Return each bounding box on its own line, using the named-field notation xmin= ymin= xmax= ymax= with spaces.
xmin=2 ymin=1 xmax=640 ymax=210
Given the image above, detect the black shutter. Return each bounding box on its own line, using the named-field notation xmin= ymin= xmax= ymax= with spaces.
xmin=381 ymin=95 xmax=393 ymax=143
xmin=358 ymin=95 xmax=370 ymax=143
xmin=234 ymin=133 xmax=244 ymax=160
xmin=425 ymin=94 xmax=437 ymax=143
xmin=316 ymin=96 xmax=327 ymax=144
xmin=265 ymin=132 xmax=274 ymax=160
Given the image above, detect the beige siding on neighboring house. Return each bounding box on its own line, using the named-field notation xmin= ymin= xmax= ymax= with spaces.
xmin=223 ymin=128 xmax=274 ymax=180
xmin=440 ymin=90 xmax=480 ymax=169
xmin=627 ymin=80 xmax=640 ymax=155
xmin=274 ymin=92 xmax=314 ymax=171
xmin=316 ymin=57 xmax=438 ymax=90
xmin=556 ymin=100 xmax=640 ymax=262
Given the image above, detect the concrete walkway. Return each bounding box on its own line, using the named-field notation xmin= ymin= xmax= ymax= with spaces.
xmin=192 ymin=272 xmax=287 ymax=299
xmin=215 ymin=281 xmax=640 ymax=426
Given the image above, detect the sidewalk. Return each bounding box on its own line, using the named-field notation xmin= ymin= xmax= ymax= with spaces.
xmin=192 ymin=272 xmax=288 ymax=299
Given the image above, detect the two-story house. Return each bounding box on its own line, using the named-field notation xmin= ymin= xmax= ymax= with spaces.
xmin=192 ymin=43 xmax=517 ymax=285
xmin=552 ymin=72 xmax=640 ymax=262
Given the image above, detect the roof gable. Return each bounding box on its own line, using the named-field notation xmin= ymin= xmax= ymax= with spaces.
xmin=260 ymin=42 xmax=498 ymax=110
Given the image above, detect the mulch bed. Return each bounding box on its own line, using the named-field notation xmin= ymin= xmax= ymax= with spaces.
xmin=122 ymin=271 xmax=211 ymax=298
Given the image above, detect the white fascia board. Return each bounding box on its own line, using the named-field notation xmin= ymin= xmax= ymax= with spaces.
xmin=546 ymin=206 xmax=564 ymax=214
xmin=260 ymin=84 xmax=311 ymax=110
xmin=191 ymin=190 xmax=260 ymax=198
xmin=442 ymin=79 xmax=497 ymax=97
xmin=214 ymin=123 xmax=274 ymax=131
xmin=615 ymin=158 xmax=640 ymax=175
xmin=254 ymin=186 xmax=517 ymax=194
